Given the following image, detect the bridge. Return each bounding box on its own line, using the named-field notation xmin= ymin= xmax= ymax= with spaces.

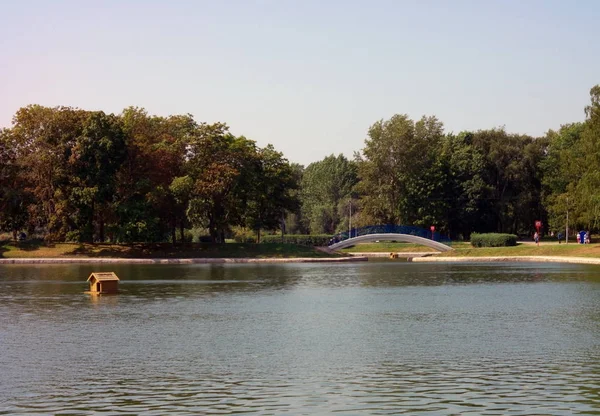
xmin=328 ymin=225 xmax=454 ymax=252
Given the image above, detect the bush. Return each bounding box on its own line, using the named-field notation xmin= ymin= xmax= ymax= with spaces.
xmin=198 ymin=235 xmax=213 ymax=243
xmin=231 ymin=227 xmax=257 ymax=243
xmin=261 ymin=234 xmax=331 ymax=246
xmin=182 ymin=231 xmax=194 ymax=243
xmin=470 ymin=233 xmax=517 ymax=247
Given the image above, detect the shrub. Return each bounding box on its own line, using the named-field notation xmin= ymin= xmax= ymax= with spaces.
xmin=470 ymin=233 xmax=517 ymax=247
xmin=198 ymin=235 xmax=213 ymax=243
xmin=261 ymin=234 xmax=331 ymax=246
xmin=231 ymin=227 xmax=257 ymax=243
xmin=182 ymin=231 xmax=194 ymax=243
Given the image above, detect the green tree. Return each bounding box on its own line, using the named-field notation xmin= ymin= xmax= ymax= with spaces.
xmin=9 ymin=105 xmax=88 ymax=239
xmin=69 ymin=111 xmax=127 ymax=242
xmin=355 ymin=114 xmax=445 ymax=226
xmin=470 ymin=129 xmax=545 ymax=235
xmin=245 ymin=145 xmax=299 ymax=242
xmin=300 ymin=154 xmax=357 ymax=234
xmin=570 ymin=85 xmax=600 ymax=231
xmin=539 ymin=123 xmax=583 ymax=234
xmin=0 ymin=128 xmax=32 ymax=239
xmin=283 ymin=163 xmax=306 ymax=234
xmin=439 ymin=132 xmax=487 ymax=239
xmin=180 ymin=123 xmax=257 ymax=242
xmin=117 ymin=107 xmax=194 ymax=243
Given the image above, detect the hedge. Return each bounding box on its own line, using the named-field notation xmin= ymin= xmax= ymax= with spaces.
xmin=470 ymin=233 xmax=518 ymax=247
xmin=261 ymin=234 xmax=331 ymax=246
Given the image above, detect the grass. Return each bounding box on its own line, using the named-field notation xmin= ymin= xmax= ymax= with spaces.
xmin=437 ymin=242 xmax=600 ymax=257
xmin=5 ymin=238 xmax=599 ymax=259
xmin=341 ymin=242 xmax=438 ymax=253
xmin=0 ymin=240 xmax=341 ymax=259
xmin=337 ymin=240 xmax=600 ymax=258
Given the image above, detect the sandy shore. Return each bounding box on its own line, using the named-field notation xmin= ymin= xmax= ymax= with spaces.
xmin=412 ymin=256 xmax=600 ymax=265
xmin=0 ymin=256 xmax=368 ymax=265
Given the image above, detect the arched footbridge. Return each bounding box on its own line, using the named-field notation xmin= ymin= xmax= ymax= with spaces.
xmin=328 ymin=225 xmax=454 ymax=252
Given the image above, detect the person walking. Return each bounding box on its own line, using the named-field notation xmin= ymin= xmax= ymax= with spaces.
xmin=534 ymin=231 xmax=540 ymax=246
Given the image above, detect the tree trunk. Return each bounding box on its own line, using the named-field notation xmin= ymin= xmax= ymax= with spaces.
xmin=99 ymin=210 xmax=105 ymax=243
xmin=209 ymin=217 xmax=218 ymax=243
xmin=171 ymin=219 xmax=176 ymax=246
xmin=281 ymin=211 xmax=285 ymax=243
xmin=89 ymin=200 xmax=95 ymax=243
xmin=257 ymin=228 xmax=261 ymax=244
xmin=180 ymin=221 xmax=184 ymax=243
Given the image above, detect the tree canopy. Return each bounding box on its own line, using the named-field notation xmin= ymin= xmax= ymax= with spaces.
xmin=2 ymin=84 xmax=600 ymax=242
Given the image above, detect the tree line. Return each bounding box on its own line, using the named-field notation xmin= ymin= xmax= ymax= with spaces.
xmin=0 ymin=106 xmax=296 ymax=243
xmin=1 ymin=85 xmax=599 ymax=242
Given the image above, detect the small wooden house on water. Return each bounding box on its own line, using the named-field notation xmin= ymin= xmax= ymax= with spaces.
xmin=87 ymin=272 xmax=120 ymax=294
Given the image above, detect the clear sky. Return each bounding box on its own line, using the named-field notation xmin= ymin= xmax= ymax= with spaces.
xmin=1 ymin=0 xmax=598 ymax=165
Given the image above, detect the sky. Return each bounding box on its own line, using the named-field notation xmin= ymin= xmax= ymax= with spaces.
xmin=1 ymin=0 xmax=599 ymax=166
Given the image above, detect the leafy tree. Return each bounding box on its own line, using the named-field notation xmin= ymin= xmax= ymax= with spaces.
xmin=300 ymin=154 xmax=357 ymax=234
xmin=569 ymin=86 xmax=600 ymax=231
xmin=283 ymin=163 xmax=306 ymax=234
xmin=0 ymin=128 xmax=32 ymax=239
xmin=539 ymin=123 xmax=584 ymax=234
xmin=439 ymin=132 xmax=487 ymax=239
xmin=9 ymin=105 xmax=88 ymax=239
xmin=355 ymin=114 xmax=445 ymax=226
xmin=245 ymin=145 xmax=299 ymax=242
xmin=68 ymin=111 xmax=127 ymax=242
xmin=180 ymin=123 xmax=257 ymax=242
xmin=117 ymin=107 xmax=193 ymax=243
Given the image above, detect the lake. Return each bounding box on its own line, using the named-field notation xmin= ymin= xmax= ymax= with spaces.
xmin=1 ymin=261 xmax=600 ymax=415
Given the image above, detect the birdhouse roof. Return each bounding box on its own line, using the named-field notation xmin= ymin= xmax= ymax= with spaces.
xmin=87 ymin=272 xmax=120 ymax=282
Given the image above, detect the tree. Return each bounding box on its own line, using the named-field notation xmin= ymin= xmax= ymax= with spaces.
xmin=0 ymin=128 xmax=31 ymax=239
xmin=117 ymin=107 xmax=194 ymax=243
xmin=66 ymin=111 xmax=128 ymax=242
xmin=355 ymin=114 xmax=445 ymax=226
xmin=180 ymin=124 xmax=257 ymax=242
xmin=467 ymin=128 xmax=544 ymax=235
xmin=300 ymin=154 xmax=357 ymax=234
xmin=283 ymin=163 xmax=306 ymax=234
xmin=539 ymin=123 xmax=583 ymax=234
xmin=439 ymin=131 xmax=487 ymax=239
xmin=9 ymin=105 xmax=88 ymax=240
xmin=244 ymin=145 xmax=299 ymax=242
xmin=569 ymin=85 xmax=600 ymax=231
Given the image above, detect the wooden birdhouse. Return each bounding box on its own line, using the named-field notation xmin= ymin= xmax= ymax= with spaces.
xmin=87 ymin=272 xmax=120 ymax=294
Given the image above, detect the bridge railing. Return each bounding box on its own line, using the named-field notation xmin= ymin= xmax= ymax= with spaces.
xmin=328 ymin=225 xmax=451 ymax=246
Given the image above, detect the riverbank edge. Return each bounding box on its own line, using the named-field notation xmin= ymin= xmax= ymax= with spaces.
xmin=347 ymin=252 xmax=438 ymax=257
xmin=0 ymin=256 xmax=368 ymax=265
xmin=411 ymin=255 xmax=600 ymax=265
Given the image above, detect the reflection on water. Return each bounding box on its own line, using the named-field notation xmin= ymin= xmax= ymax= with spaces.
xmin=1 ymin=262 xmax=600 ymax=414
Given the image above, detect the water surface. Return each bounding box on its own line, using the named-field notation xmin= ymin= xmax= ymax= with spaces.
xmin=1 ymin=261 xmax=600 ymax=415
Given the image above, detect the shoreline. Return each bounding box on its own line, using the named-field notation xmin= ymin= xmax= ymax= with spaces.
xmin=347 ymin=252 xmax=437 ymax=257
xmin=4 ymin=254 xmax=600 ymax=266
xmin=0 ymin=256 xmax=368 ymax=265
xmin=411 ymin=255 xmax=600 ymax=265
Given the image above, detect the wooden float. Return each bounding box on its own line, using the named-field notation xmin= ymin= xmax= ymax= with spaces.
xmin=85 ymin=272 xmax=120 ymax=294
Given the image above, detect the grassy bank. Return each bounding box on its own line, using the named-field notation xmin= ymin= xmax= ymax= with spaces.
xmin=340 ymin=242 xmax=469 ymax=253
xmin=338 ymin=240 xmax=600 ymax=258
xmin=0 ymin=240 xmax=340 ymax=259
xmin=437 ymin=242 xmax=600 ymax=257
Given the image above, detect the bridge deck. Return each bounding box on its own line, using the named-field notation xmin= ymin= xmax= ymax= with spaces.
xmin=328 ymin=233 xmax=453 ymax=252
